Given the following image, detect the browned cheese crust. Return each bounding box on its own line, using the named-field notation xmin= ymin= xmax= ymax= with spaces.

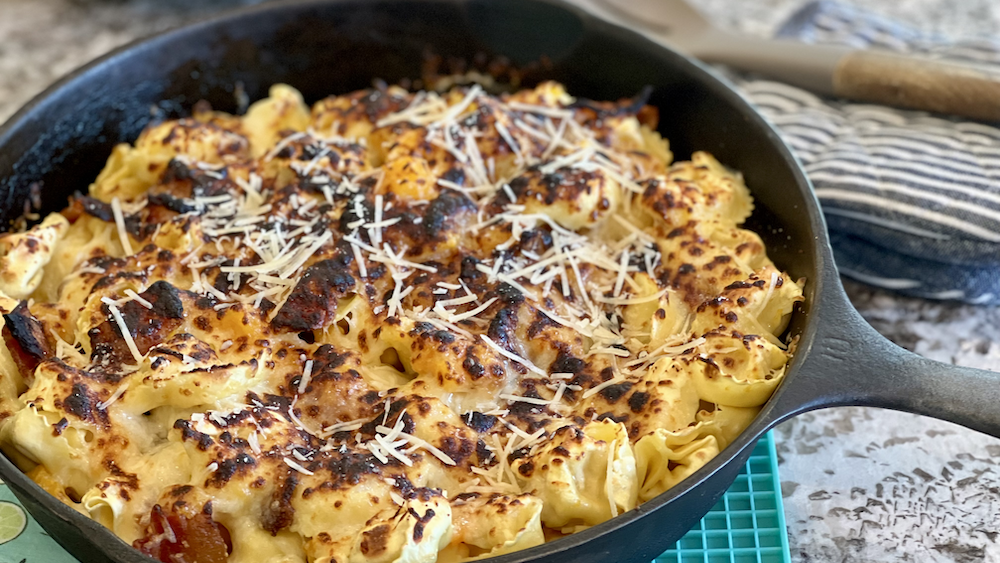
xmin=0 ymin=82 xmax=803 ymax=563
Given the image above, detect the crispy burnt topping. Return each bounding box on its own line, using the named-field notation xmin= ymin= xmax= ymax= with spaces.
xmin=134 ymin=503 xmax=232 ymax=563
xmin=2 ymin=81 xmax=802 ymax=563
xmin=2 ymin=301 xmax=53 ymax=375
xmin=89 ymin=282 xmax=187 ymax=367
xmin=271 ymin=252 xmax=355 ymax=331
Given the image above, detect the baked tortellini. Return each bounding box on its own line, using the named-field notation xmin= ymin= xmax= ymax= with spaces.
xmin=0 ymin=80 xmax=802 ymax=563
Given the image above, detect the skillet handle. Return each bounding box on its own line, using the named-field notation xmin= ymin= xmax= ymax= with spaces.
xmin=767 ymin=289 xmax=1000 ymax=438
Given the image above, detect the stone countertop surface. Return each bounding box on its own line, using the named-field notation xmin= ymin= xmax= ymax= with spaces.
xmin=3 ymin=1 xmax=1000 ymax=562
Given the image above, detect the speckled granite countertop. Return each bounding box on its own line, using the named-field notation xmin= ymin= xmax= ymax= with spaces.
xmin=775 ymin=281 xmax=1000 ymax=563
xmin=3 ymin=1 xmax=1000 ymax=562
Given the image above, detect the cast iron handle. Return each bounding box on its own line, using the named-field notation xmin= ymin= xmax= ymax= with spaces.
xmin=767 ymin=288 xmax=1000 ymax=437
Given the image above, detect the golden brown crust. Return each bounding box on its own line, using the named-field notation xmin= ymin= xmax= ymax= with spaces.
xmin=0 ymin=81 xmax=802 ymax=563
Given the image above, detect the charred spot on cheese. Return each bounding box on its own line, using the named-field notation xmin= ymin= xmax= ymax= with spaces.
xmin=360 ymin=523 xmax=392 ymax=556
xmin=438 ymin=434 xmax=475 ymax=464
xmin=271 ymin=254 xmax=355 ymax=331
xmin=410 ymin=506 xmax=436 ymax=543
xmin=599 ymin=381 xmax=634 ymax=403
xmin=360 ymin=401 xmax=414 ymax=436
xmin=440 ymin=166 xmax=465 ymax=186
xmin=103 ymin=459 xmax=140 ymax=491
xmin=704 ymin=255 xmax=732 ymax=271
xmin=324 ymin=451 xmax=384 ymax=486
xmin=148 ymin=192 xmax=198 ymax=215
xmin=3 ymin=301 xmax=53 ymax=374
xmin=90 ymin=289 xmax=186 ymax=366
xmin=315 ymin=88 xmax=410 ymax=136
xmin=495 ymin=282 xmax=525 ymax=306
xmin=463 ymin=411 xmax=497 ymax=433
xmin=91 ymin=269 xmax=149 ymax=292
xmin=174 ymin=419 xmax=215 ymax=451
xmin=627 ymin=391 xmax=650 ymax=413
xmin=460 ymin=256 xmax=482 ymax=281
xmin=162 ymin=157 xmax=233 ymax=195
xmin=295 ymin=372 xmax=379 ymax=428
xmin=596 ymin=412 xmax=628 ymax=424
xmin=262 ymin=471 xmax=298 ymax=536
xmin=0 ymin=83 xmax=803 ymax=558
xmin=461 ymin=349 xmax=486 ymax=379
xmin=51 ymin=417 xmax=69 ymax=436
xmin=507 ymin=387 xmax=547 ymax=416
xmin=526 ymin=310 xmax=557 ymax=339
xmin=58 ymin=381 xmax=110 ymax=426
xmin=144 ymin=281 xmax=186 ymax=318
xmin=207 ymin=409 xmax=255 ymax=430
xmin=487 ymin=307 xmax=518 ymax=353
xmin=205 ymin=453 xmax=258 ymax=489
xmin=338 ymin=198 xmax=374 ymax=234
xmin=70 ymin=193 xmax=148 ymax=237
xmin=312 ymin=345 xmax=351 ymax=371
xmin=513 ymin=228 xmax=553 ymax=257
xmin=422 ymin=189 xmax=475 ymax=237
xmin=550 ymin=350 xmax=584 ymax=374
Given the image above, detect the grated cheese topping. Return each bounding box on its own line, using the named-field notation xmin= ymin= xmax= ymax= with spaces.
xmin=2 ymin=80 xmax=804 ymax=563
xmin=105 ymin=301 xmax=144 ymax=364
xmin=110 ymin=197 xmax=134 ymax=256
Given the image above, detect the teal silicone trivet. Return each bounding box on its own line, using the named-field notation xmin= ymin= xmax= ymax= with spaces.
xmin=0 ymin=432 xmax=789 ymax=563
xmin=654 ymin=431 xmax=791 ymax=563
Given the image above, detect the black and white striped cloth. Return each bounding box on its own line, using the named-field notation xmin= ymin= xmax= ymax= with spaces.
xmin=732 ymin=1 xmax=1000 ymax=304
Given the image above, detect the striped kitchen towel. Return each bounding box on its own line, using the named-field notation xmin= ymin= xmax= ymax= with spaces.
xmin=732 ymin=1 xmax=1000 ymax=304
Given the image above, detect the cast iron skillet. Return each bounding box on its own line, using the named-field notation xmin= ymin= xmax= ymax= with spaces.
xmin=1 ymin=1 xmax=999 ymax=562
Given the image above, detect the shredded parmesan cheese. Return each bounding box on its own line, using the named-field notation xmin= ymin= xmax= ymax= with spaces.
xmin=375 ymin=425 xmax=456 ymax=466
xmin=14 ymin=82 xmax=804 ymax=559
xmin=97 ymin=382 xmax=129 ymax=410
xmin=105 ymin=302 xmax=144 ymax=364
xmin=499 ymin=393 xmax=551 ymax=406
xmin=297 ymin=360 xmax=313 ymax=394
xmin=480 ymin=334 xmax=547 ymax=377
xmin=110 ymin=197 xmax=134 ymax=256
xmin=283 ymin=457 xmax=315 ymax=476
xmin=595 ymin=289 xmax=667 ymax=306
xmin=123 ymin=289 xmax=152 ymax=309
xmin=583 ymin=374 xmax=627 ymax=399
xmin=757 ymin=271 xmax=780 ymax=316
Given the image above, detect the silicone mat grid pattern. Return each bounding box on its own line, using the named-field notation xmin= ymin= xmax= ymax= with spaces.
xmin=654 ymin=432 xmax=790 ymax=563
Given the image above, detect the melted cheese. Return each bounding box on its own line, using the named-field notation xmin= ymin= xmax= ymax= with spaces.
xmin=0 ymin=81 xmax=803 ymax=563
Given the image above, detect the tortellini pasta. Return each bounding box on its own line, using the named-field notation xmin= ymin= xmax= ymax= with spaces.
xmin=0 ymin=80 xmax=801 ymax=563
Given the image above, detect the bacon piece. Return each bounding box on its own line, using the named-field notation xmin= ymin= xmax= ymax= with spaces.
xmin=133 ymin=504 xmax=231 ymax=563
xmin=2 ymin=300 xmax=52 ymax=376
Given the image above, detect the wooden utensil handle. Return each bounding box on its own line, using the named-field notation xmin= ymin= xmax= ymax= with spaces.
xmin=833 ymin=51 xmax=1000 ymax=121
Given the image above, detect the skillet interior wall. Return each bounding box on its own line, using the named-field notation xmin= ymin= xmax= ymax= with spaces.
xmin=0 ymin=0 xmax=818 ymax=370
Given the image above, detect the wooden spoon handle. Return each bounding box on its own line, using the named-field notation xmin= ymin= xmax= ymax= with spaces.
xmin=833 ymin=51 xmax=1000 ymax=121
xmin=577 ymin=0 xmax=1000 ymax=121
